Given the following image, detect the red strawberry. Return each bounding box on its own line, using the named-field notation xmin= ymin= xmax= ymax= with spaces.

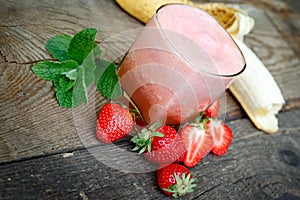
xmin=203 ymin=99 xmax=220 ymax=119
xmin=96 ymin=103 xmax=134 ymax=143
xmin=174 ymin=150 xmax=187 ymax=163
xmin=180 ymin=121 xmax=213 ymax=168
xmin=207 ymin=119 xmax=233 ymax=156
xmin=157 ymin=163 xmax=196 ymax=198
xmin=131 ymin=122 xmax=186 ymax=164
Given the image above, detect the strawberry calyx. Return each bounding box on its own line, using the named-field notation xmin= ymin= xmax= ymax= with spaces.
xmin=189 ymin=114 xmax=210 ymax=130
xmin=163 ymin=172 xmax=197 ymax=198
xmin=131 ymin=121 xmax=164 ymax=154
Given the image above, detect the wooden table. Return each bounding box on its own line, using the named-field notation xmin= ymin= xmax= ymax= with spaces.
xmin=1 ymin=0 xmax=299 ymax=199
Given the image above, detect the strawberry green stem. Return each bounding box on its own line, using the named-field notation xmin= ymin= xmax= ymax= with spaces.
xmin=131 ymin=121 xmax=164 ymax=154
xmin=123 ymin=91 xmax=146 ymax=123
xmin=163 ymin=172 xmax=197 ymax=198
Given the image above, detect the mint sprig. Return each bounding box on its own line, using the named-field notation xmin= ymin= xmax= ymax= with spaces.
xmin=32 ymin=28 xmax=122 ymax=108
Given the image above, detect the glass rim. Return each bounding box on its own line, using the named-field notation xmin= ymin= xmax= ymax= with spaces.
xmin=155 ymin=3 xmax=246 ymax=78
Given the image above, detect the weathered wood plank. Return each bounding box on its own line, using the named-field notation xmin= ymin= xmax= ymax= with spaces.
xmin=0 ymin=57 xmax=93 ymax=161
xmin=0 ymin=0 xmax=142 ymax=163
xmin=0 ymin=0 xmax=143 ymax=64
xmin=0 ymin=0 xmax=300 ymax=165
xmin=0 ymin=108 xmax=299 ymax=199
xmin=242 ymin=6 xmax=300 ymax=101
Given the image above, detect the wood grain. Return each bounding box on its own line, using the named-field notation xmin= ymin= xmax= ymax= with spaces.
xmin=242 ymin=6 xmax=300 ymax=101
xmin=0 ymin=108 xmax=299 ymax=199
xmin=0 ymin=0 xmax=300 ymax=198
xmin=0 ymin=0 xmax=143 ymax=64
xmin=0 ymin=0 xmax=142 ymax=163
xmin=0 ymin=0 xmax=300 ymax=164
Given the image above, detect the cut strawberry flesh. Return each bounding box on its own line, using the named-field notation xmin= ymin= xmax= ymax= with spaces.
xmin=212 ymin=124 xmax=232 ymax=156
xmin=207 ymin=119 xmax=233 ymax=156
xmin=181 ymin=125 xmax=213 ymax=168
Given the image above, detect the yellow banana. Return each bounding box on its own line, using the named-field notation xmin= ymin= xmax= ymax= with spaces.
xmin=115 ymin=0 xmax=285 ymax=133
xmin=116 ymin=0 xmax=194 ymax=24
xmin=116 ymin=0 xmax=253 ymax=38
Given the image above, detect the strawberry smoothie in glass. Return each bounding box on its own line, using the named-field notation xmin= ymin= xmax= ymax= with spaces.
xmin=118 ymin=4 xmax=246 ymax=125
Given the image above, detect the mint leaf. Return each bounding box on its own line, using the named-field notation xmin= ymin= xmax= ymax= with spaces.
xmin=62 ymin=69 xmax=77 ymax=80
xmin=93 ymin=44 xmax=102 ymax=59
xmin=72 ymin=65 xmax=88 ymax=107
xmin=54 ymin=66 xmax=88 ymax=108
xmin=96 ymin=59 xmax=122 ymax=99
xmin=67 ymin=28 xmax=97 ymax=64
xmin=53 ymin=75 xmax=75 ymax=108
xmin=55 ymin=86 xmax=73 ymax=108
xmin=59 ymin=75 xmax=75 ymax=92
xmin=46 ymin=34 xmax=72 ymax=61
xmin=32 ymin=60 xmax=78 ymax=81
xmin=95 ymin=59 xmax=109 ymax=80
xmin=82 ymin=51 xmax=96 ymax=87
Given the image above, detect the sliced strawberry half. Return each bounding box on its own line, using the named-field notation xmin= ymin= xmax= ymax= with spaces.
xmin=207 ymin=119 xmax=233 ymax=156
xmin=180 ymin=124 xmax=213 ymax=168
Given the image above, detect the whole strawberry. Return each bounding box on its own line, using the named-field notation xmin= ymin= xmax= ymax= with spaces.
xmin=157 ymin=163 xmax=196 ymax=198
xmin=131 ymin=122 xmax=186 ymax=164
xmin=96 ymin=103 xmax=134 ymax=143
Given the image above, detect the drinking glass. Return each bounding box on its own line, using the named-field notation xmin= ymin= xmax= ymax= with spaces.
xmin=118 ymin=4 xmax=246 ymax=125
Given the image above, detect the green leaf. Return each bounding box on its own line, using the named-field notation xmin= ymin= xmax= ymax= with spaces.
xmin=53 ymin=79 xmax=73 ymax=108
xmin=67 ymin=28 xmax=97 ymax=64
xmin=55 ymin=88 xmax=74 ymax=108
xmin=59 ymin=75 xmax=75 ymax=92
xmin=62 ymin=68 xmax=78 ymax=81
xmin=82 ymin=50 xmax=96 ymax=87
xmin=46 ymin=34 xmax=72 ymax=61
xmin=95 ymin=59 xmax=109 ymax=79
xmin=32 ymin=60 xmax=78 ymax=81
xmin=96 ymin=59 xmax=122 ymax=99
xmin=72 ymin=65 xmax=88 ymax=107
xmin=54 ymin=65 xmax=88 ymax=108
xmin=93 ymin=43 xmax=102 ymax=59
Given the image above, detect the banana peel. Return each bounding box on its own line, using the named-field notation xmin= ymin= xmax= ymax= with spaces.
xmin=115 ymin=0 xmax=285 ymax=133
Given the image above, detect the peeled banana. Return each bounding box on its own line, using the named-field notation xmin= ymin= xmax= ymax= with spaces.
xmin=229 ymin=40 xmax=285 ymax=133
xmin=115 ymin=0 xmax=285 ymax=133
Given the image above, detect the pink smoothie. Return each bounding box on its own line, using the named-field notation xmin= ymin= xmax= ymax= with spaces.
xmin=118 ymin=4 xmax=245 ymax=125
